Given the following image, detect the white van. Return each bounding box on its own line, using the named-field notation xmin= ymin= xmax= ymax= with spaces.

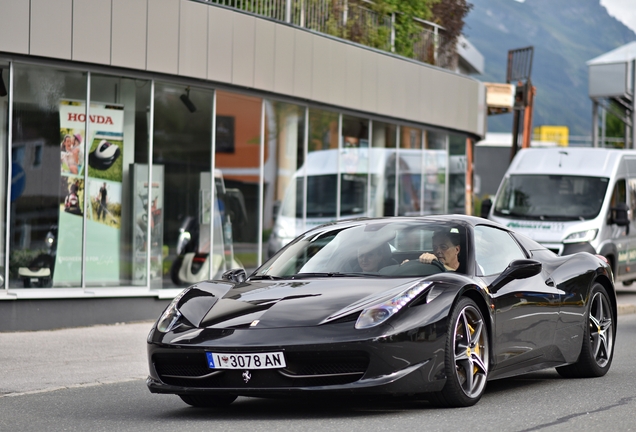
xmin=266 ymin=147 xmax=449 ymax=256
xmin=485 ymin=147 xmax=636 ymax=284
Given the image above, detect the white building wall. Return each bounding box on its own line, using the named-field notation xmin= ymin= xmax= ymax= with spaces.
xmin=0 ymin=0 xmax=484 ymax=137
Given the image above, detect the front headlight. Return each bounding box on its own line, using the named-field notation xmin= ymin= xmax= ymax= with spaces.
xmin=274 ymin=224 xmax=288 ymax=239
xmin=563 ymin=229 xmax=598 ymax=244
xmin=355 ymin=282 xmax=432 ymax=329
xmin=157 ymin=289 xmax=189 ymax=333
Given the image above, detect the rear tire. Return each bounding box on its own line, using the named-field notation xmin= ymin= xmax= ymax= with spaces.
xmin=556 ymin=283 xmax=614 ymax=378
xmin=429 ymin=297 xmax=489 ymax=407
xmin=178 ymin=394 xmax=237 ymax=408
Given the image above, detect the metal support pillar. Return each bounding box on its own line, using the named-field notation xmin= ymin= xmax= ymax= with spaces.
xmin=632 ymin=59 xmax=636 ymax=149
xmin=521 ymin=86 xmax=536 ymax=149
xmin=510 ymin=109 xmax=521 ymax=162
xmin=285 ymin=0 xmax=291 ymax=23
xmin=465 ymin=137 xmax=473 ymax=216
xmin=592 ymin=100 xmax=599 ymax=148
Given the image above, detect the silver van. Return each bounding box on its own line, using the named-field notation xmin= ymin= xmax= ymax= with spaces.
xmin=484 ymin=147 xmax=636 ymax=285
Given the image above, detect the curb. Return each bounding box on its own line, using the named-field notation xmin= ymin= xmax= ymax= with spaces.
xmin=618 ymin=303 xmax=636 ymax=316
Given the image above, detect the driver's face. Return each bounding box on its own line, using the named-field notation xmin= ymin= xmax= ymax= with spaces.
xmin=432 ymin=236 xmax=460 ymax=268
xmin=358 ymin=248 xmax=382 ymax=272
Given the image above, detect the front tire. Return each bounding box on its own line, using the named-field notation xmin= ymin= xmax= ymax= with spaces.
xmin=556 ymin=283 xmax=614 ymax=378
xmin=178 ymin=394 xmax=237 ymax=408
xmin=429 ymin=297 xmax=489 ymax=407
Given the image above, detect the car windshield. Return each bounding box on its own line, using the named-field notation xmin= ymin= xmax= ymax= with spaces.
xmin=253 ymin=220 xmax=466 ymax=278
xmin=493 ymin=175 xmax=609 ymax=221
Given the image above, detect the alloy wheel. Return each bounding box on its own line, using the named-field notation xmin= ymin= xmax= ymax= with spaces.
xmin=453 ymin=304 xmax=488 ymax=398
xmin=588 ymin=291 xmax=613 ymax=368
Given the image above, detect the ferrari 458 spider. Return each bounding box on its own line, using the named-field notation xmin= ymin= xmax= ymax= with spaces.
xmin=147 ymin=215 xmax=616 ymax=408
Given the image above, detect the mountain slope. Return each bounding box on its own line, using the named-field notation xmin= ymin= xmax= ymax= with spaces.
xmin=464 ymin=0 xmax=636 ymax=136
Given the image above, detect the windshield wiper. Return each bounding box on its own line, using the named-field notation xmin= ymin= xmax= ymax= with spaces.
xmin=249 ymin=275 xmax=284 ymax=280
xmin=291 ymin=272 xmax=383 ymax=278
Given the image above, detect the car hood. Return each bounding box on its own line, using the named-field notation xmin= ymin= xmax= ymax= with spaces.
xmin=179 ymin=277 xmax=423 ymax=329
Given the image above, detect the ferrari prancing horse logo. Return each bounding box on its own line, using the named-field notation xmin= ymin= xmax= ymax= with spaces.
xmin=242 ymin=370 xmax=251 ymax=383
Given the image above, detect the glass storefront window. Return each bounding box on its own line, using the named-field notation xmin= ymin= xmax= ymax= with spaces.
xmin=153 ymin=83 xmax=214 ymax=288
xmin=423 ymin=130 xmax=447 ymax=215
xmin=215 ymin=91 xmax=262 ymax=274
xmin=264 ymin=101 xmax=305 ymax=259
xmin=398 ymin=126 xmax=422 ymax=215
xmin=449 ymin=133 xmax=467 ymax=214
xmin=370 ymin=121 xmax=397 ymax=217
xmin=0 ymin=63 xmax=8 ymax=288
xmin=340 ymin=115 xmax=369 ymax=220
xmin=0 ymin=60 xmax=465 ymax=293
xmin=9 ymin=64 xmax=87 ymax=288
xmin=85 ymin=74 xmax=150 ymax=287
xmin=306 ymin=109 xmax=339 ymax=226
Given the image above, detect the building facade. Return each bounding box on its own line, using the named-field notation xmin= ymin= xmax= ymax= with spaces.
xmin=0 ymin=0 xmax=485 ymax=330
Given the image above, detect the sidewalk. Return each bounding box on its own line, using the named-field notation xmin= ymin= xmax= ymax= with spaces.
xmin=1 ymin=290 xmax=635 ymax=399
xmin=616 ymin=286 xmax=636 ymax=315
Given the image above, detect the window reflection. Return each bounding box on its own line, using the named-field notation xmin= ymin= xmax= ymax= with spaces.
xmin=449 ymin=133 xmax=466 ymax=214
xmin=340 ymin=116 xmax=369 ymax=219
xmin=370 ymin=121 xmax=397 ymax=217
xmin=84 ymin=74 xmax=150 ymax=287
xmin=264 ymin=101 xmax=304 ymax=258
xmin=153 ymin=83 xmax=213 ymax=288
xmin=306 ymin=109 xmax=339 ymax=224
xmin=215 ymin=91 xmax=261 ymax=274
xmin=0 ymin=64 xmax=7 ymax=288
xmin=10 ymin=65 xmax=86 ymax=288
xmin=423 ymin=130 xmax=447 ymax=215
xmin=398 ymin=126 xmax=422 ymax=215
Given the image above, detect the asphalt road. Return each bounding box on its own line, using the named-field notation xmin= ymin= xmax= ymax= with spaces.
xmin=2 ymin=314 xmax=636 ymax=431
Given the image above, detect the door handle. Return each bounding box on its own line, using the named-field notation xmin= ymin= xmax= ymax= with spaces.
xmin=545 ymin=278 xmax=554 ymax=287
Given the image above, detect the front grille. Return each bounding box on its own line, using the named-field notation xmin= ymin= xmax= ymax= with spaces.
xmin=153 ymin=350 xmax=369 ymax=388
xmin=283 ymin=351 xmax=369 ymax=376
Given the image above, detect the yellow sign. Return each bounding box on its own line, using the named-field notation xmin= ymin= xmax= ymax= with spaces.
xmin=534 ymin=125 xmax=569 ymax=146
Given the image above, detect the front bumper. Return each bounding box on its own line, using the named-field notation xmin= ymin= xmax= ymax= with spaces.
xmin=147 ymin=322 xmax=448 ymax=397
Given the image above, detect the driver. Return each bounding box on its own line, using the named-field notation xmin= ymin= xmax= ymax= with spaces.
xmin=418 ymin=230 xmax=461 ymax=271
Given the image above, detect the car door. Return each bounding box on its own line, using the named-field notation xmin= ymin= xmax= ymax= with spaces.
xmin=474 ymin=225 xmax=560 ymax=373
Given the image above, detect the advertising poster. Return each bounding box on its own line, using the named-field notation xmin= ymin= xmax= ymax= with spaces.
xmin=53 ymin=176 xmax=84 ymax=285
xmin=54 ymin=100 xmax=124 ymax=286
xmin=131 ymin=164 xmax=164 ymax=286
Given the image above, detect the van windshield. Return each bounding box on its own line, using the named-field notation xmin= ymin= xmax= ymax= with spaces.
xmin=280 ymin=175 xmax=367 ymax=218
xmin=493 ymin=175 xmax=609 ymax=221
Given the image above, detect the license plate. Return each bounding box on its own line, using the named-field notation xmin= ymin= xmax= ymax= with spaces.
xmin=206 ymin=352 xmax=286 ymax=370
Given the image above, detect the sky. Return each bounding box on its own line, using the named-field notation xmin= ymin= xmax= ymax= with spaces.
xmin=600 ymin=0 xmax=636 ymax=33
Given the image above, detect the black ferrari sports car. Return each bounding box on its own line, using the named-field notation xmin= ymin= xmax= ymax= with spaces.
xmin=147 ymin=215 xmax=616 ymax=408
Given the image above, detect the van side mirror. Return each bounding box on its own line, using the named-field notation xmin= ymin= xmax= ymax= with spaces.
xmin=490 ymin=259 xmax=542 ymax=292
xmin=480 ymin=198 xmax=492 ymax=219
xmin=611 ymin=202 xmax=630 ymax=227
xmin=222 ymin=268 xmax=246 ymax=284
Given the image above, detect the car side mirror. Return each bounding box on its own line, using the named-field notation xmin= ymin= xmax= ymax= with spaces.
xmin=480 ymin=198 xmax=492 ymax=219
xmin=611 ymin=202 xmax=630 ymax=227
xmin=222 ymin=268 xmax=246 ymax=284
xmin=490 ymin=259 xmax=542 ymax=292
